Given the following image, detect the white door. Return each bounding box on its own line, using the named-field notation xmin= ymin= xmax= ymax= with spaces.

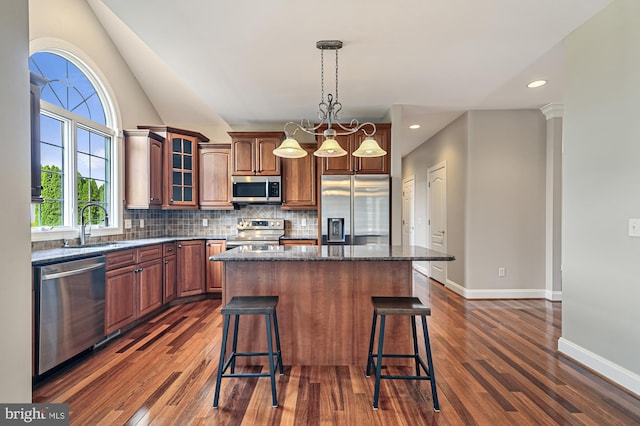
xmin=428 ymin=162 xmax=447 ymax=284
xmin=402 ymin=178 xmax=415 ymax=246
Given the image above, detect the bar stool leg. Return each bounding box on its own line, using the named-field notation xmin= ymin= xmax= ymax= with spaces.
xmin=272 ymin=310 xmax=284 ymax=375
xmin=373 ymin=314 xmax=386 ymax=410
xmin=421 ymin=315 xmax=440 ymax=412
xmin=366 ymin=311 xmax=378 ymax=377
xmin=265 ymin=312 xmax=278 ymax=407
xmin=411 ymin=315 xmax=420 ymax=377
xmin=213 ymin=314 xmax=231 ymax=408
xmin=230 ymin=314 xmax=240 ymax=374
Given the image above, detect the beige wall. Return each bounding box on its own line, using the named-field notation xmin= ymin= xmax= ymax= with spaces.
xmin=0 ymin=1 xmax=32 ymax=402
xmin=402 ymin=113 xmax=468 ymax=286
xmin=561 ymin=0 xmax=640 ymax=390
xmin=466 ymin=110 xmax=546 ymax=293
xmin=402 ymin=110 xmax=547 ymax=297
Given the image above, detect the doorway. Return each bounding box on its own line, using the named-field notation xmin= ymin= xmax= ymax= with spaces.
xmin=402 ymin=177 xmax=415 ymax=247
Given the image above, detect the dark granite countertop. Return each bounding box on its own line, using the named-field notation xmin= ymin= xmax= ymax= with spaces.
xmin=210 ymin=245 xmax=455 ymax=262
xmin=278 ymin=236 xmax=318 ymax=240
xmin=31 ymin=236 xmax=228 ymax=266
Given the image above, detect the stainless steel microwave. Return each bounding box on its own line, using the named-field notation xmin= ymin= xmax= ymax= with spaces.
xmin=230 ymin=176 xmax=282 ymax=204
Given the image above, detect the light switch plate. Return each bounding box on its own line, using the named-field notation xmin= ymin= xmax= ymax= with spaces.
xmin=140 ymin=219 xmax=144 ymax=228
xmin=628 ymin=218 xmax=640 ymax=237
xmin=301 ymin=218 xmax=307 ymax=227
xmin=202 ymin=219 xmax=208 ymax=227
xmin=124 ymin=219 xmax=132 ymax=229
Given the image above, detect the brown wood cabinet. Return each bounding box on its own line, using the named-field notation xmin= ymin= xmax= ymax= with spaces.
xmin=279 ymin=239 xmax=318 ymax=246
xmin=177 ymin=240 xmax=205 ymax=297
xmin=163 ymin=242 xmax=177 ymax=303
xmin=124 ymin=129 xmax=164 ymax=209
xmin=105 ymin=244 xmax=163 ymax=334
xmin=281 ymin=144 xmax=317 ymax=210
xmin=199 ymin=143 xmax=233 ymax=209
xmin=138 ymin=126 xmax=209 ymax=209
xmin=318 ymin=123 xmax=391 ymax=175
xmin=229 ymin=132 xmax=283 ymax=176
xmin=205 ymin=240 xmax=226 ymax=293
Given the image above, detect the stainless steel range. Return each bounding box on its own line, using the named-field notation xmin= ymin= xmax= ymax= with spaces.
xmin=226 ymin=218 xmax=285 ymax=249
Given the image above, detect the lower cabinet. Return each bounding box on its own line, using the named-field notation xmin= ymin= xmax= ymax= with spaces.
xmin=206 ymin=240 xmax=226 ymax=293
xmin=105 ymin=244 xmax=163 ymax=335
xmin=163 ymin=242 xmax=177 ymax=303
xmin=177 ymin=240 xmax=205 ymax=297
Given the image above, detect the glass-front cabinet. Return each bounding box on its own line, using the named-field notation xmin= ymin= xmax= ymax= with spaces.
xmin=138 ymin=126 xmax=208 ymax=209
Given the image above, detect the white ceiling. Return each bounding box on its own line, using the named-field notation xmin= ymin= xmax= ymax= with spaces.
xmin=90 ymin=0 xmax=611 ymax=157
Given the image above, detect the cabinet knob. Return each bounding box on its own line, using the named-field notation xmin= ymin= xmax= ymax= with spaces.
xmin=164 ymin=260 xmax=168 ymax=264
xmin=178 ymin=244 xmax=182 ymax=248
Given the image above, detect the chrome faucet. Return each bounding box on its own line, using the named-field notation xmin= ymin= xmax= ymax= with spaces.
xmin=80 ymin=203 xmax=109 ymax=245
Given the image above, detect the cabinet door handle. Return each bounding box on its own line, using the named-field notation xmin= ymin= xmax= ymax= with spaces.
xmin=167 ymin=248 xmax=174 ymax=252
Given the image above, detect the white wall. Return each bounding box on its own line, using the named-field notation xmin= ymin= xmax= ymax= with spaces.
xmin=0 ymin=1 xmax=32 ymax=402
xmin=560 ymin=0 xmax=640 ymax=393
xmin=29 ymin=0 xmax=162 ymax=130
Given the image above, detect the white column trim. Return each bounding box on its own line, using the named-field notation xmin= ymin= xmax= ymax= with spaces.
xmin=541 ymin=103 xmax=564 ymax=120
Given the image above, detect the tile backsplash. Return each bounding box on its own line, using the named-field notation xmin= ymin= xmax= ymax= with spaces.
xmin=32 ymin=207 xmax=318 ymax=250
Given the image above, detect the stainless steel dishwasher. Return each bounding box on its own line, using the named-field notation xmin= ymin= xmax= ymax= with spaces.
xmin=34 ymin=256 xmax=106 ymax=376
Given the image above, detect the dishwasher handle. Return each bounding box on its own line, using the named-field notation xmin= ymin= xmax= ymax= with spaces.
xmin=41 ymin=262 xmax=106 ymax=280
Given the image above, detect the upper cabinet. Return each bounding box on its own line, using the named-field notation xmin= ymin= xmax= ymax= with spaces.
xmin=229 ymin=132 xmax=283 ymax=176
xmin=281 ymin=144 xmax=317 ymax=210
xmin=124 ymin=129 xmax=164 ymax=209
xmin=138 ymin=126 xmax=209 ymax=209
xmin=318 ymin=123 xmax=391 ymax=175
xmin=199 ymin=143 xmax=233 ymax=210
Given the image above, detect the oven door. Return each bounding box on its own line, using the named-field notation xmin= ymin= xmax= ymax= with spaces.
xmin=231 ymin=176 xmax=281 ymax=204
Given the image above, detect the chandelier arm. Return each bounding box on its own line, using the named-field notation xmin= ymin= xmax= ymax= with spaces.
xmin=284 ymin=121 xmax=327 ymax=138
xmin=332 ymin=121 xmax=377 ymax=137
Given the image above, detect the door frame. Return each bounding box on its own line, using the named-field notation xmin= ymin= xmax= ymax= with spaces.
xmin=402 ymin=176 xmax=415 ymax=247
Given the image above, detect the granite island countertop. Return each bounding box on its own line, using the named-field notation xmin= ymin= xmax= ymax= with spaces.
xmin=210 ymin=244 xmax=455 ymax=262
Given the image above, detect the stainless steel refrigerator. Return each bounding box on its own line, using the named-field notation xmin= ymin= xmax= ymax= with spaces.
xmin=321 ymin=174 xmax=390 ymax=245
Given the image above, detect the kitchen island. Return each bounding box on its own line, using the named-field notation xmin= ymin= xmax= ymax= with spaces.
xmin=210 ymin=245 xmax=455 ymax=366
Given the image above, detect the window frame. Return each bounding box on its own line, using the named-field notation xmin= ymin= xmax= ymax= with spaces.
xmin=30 ymin=47 xmax=123 ymax=242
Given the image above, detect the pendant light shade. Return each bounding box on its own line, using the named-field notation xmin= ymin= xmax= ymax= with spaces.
xmin=273 ymin=137 xmax=308 ymax=158
xmin=314 ymin=137 xmax=348 ymax=157
xmin=352 ymin=136 xmax=386 ymax=157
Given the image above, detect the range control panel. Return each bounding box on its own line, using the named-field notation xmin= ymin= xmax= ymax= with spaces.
xmin=237 ymin=218 xmax=284 ymax=231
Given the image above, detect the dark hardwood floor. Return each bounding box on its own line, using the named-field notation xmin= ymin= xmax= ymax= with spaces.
xmin=33 ymin=272 xmax=640 ymax=425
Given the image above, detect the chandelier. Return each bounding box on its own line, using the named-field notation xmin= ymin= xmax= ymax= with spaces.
xmin=273 ymin=40 xmax=387 ymax=159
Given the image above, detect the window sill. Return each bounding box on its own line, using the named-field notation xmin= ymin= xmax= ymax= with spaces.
xmin=31 ymin=226 xmax=123 ymax=242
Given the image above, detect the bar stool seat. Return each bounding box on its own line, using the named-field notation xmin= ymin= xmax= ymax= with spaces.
xmin=366 ymin=296 xmax=439 ymax=411
xmin=213 ymin=296 xmax=284 ymax=408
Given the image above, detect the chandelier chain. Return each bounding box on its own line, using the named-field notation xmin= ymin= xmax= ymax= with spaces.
xmin=320 ymin=48 xmax=325 ymax=105
xmin=335 ymin=48 xmax=339 ymax=103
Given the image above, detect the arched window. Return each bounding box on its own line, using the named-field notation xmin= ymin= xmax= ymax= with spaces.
xmin=29 ymin=51 xmax=117 ymax=235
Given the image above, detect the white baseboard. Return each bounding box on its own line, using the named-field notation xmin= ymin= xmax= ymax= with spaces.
xmin=545 ymin=289 xmax=563 ymax=301
xmin=558 ymin=337 xmax=640 ymax=397
xmin=444 ymin=279 xmax=545 ymax=299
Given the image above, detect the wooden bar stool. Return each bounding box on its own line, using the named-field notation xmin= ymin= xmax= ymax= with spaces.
xmin=213 ymin=296 xmax=284 ymax=408
xmin=366 ymin=296 xmax=439 ymax=411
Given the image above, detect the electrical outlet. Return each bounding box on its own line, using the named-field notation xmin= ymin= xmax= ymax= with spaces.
xmin=124 ymin=219 xmax=132 ymax=229
xmin=301 ymin=218 xmax=307 ymax=227
xmin=202 ymin=218 xmax=208 ymax=227
xmin=498 ymin=267 xmax=506 ymax=277
xmin=139 ymin=219 xmax=144 ymax=228
xmin=628 ymin=218 xmax=640 ymax=237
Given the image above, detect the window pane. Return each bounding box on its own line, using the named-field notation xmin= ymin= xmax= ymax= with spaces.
xmin=78 ymin=152 xmax=91 ymax=178
xmin=77 ymin=128 xmax=90 ymax=154
xmin=173 ymin=154 xmax=181 ymax=169
xmin=90 ymin=133 xmax=107 ymax=157
xmin=40 ymin=115 xmax=63 ymax=147
xmin=184 ymin=156 xmax=192 ymax=170
xmin=184 ymin=140 xmax=192 ymax=154
xmin=184 ymin=187 xmax=192 ymax=202
xmin=36 ymin=200 xmax=63 ymax=227
xmin=91 ymin=157 xmax=106 ymax=181
xmin=173 ymin=138 xmax=181 ymax=153
xmin=184 ymin=173 xmax=192 ymax=186
xmin=41 ymin=143 xmax=64 ymax=170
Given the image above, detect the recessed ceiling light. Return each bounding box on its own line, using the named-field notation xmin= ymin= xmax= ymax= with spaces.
xmin=409 ymin=124 xmax=421 ymax=130
xmin=527 ymin=80 xmax=547 ymax=88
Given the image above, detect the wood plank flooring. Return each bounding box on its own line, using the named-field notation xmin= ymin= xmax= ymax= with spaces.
xmin=33 ymin=272 xmax=640 ymax=425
